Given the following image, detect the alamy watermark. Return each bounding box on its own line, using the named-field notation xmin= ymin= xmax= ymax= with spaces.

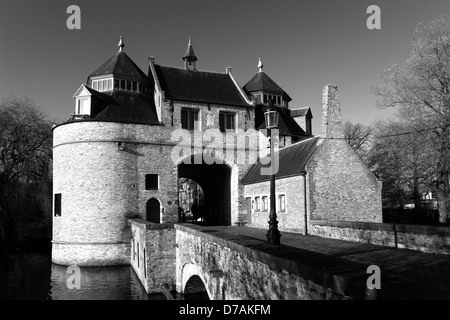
xmin=66 ymin=265 xmax=81 ymax=289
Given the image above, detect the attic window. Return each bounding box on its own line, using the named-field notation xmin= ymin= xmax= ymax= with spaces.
xmin=92 ymin=78 xmax=113 ymax=92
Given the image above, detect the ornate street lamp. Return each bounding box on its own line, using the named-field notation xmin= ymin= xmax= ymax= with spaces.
xmin=264 ymin=103 xmax=281 ymax=245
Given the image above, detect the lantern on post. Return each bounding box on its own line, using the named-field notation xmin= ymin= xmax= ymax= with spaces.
xmin=264 ymin=101 xmax=281 ymax=245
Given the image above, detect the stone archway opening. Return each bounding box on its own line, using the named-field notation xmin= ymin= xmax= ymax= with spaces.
xmin=184 ymin=275 xmax=210 ymax=300
xmin=178 ymin=154 xmax=232 ymax=226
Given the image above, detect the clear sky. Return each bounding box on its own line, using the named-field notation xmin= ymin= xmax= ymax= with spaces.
xmin=1 ymin=0 xmax=450 ymax=135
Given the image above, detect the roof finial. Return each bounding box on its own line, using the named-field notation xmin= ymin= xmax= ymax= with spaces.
xmin=118 ymin=36 xmax=124 ymax=52
xmin=258 ymin=58 xmax=263 ymax=72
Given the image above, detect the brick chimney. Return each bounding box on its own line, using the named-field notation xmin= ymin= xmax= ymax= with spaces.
xmin=322 ymin=84 xmax=344 ymax=138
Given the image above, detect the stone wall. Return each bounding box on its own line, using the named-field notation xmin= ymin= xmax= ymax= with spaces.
xmin=243 ymin=175 xmax=307 ymax=233
xmin=130 ymin=219 xmax=176 ymax=293
xmin=175 ymin=224 xmax=353 ymax=300
xmin=310 ymin=220 xmax=450 ymax=254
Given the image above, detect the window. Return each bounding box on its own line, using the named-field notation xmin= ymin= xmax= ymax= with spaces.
xmin=262 ymin=196 xmax=268 ymax=212
xmin=263 ymin=95 xmax=268 ymax=104
xmin=181 ymin=108 xmax=199 ymax=130
xmin=127 ymin=80 xmax=132 ymax=91
xmin=120 ymin=79 xmax=126 ymax=90
xmin=145 ymin=174 xmax=159 ymax=190
xmin=54 ymin=194 xmax=62 ymax=217
xmin=279 ymin=194 xmax=286 ymax=212
xmin=132 ymin=81 xmax=137 ymax=91
xmin=93 ymin=81 xmax=98 ymax=91
xmin=219 ymin=112 xmax=235 ymax=132
xmin=114 ymin=79 xmax=120 ymax=90
xmin=255 ymin=197 xmax=260 ymax=211
xmin=277 ymin=96 xmax=281 ymax=105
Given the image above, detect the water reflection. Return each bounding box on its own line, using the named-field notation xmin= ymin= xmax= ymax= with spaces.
xmin=0 ymin=245 xmax=166 ymax=300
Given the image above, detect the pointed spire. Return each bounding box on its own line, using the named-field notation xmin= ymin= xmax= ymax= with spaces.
xmin=183 ymin=37 xmax=198 ymax=70
xmin=258 ymin=58 xmax=263 ymax=72
xmin=118 ymin=36 xmax=124 ymax=52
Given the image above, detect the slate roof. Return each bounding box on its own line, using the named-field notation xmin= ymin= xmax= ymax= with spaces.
xmin=255 ymin=105 xmax=308 ymax=137
xmin=290 ymin=107 xmax=312 ymax=118
xmin=69 ymin=90 xmax=160 ymax=125
xmin=243 ymin=72 xmax=292 ymax=101
xmin=93 ymin=92 xmax=160 ymax=125
xmin=242 ymin=137 xmax=322 ymax=185
xmin=89 ymin=51 xmax=148 ymax=80
xmin=153 ymin=65 xmax=250 ymax=107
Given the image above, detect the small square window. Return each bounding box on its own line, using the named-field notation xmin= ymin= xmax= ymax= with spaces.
xmin=219 ymin=112 xmax=235 ymax=132
xmin=145 ymin=174 xmax=159 ymax=190
xmin=181 ymin=108 xmax=199 ymax=130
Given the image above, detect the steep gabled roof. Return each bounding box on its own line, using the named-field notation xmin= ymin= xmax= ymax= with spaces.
xmin=242 ymin=137 xmax=322 ymax=185
xmin=152 ymin=65 xmax=251 ymax=107
xmin=89 ymin=51 xmax=148 ymax=79
xmin=255 ymin=105 xmax=308 ymax=137
xmin=243 ymin=72 xmax=292 ymax=101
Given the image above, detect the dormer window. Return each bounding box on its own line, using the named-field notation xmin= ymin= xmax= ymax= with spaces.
xmin=73 ymin=84 xmax=92 ymax=117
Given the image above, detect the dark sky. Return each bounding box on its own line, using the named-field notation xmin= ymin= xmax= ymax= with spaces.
xmin=1 ymin=0 xmax=450 ymax=135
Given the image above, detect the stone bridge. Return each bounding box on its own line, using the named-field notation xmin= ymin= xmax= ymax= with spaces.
xmin=174 ymin=224 xmax=373 ymax=300
xmin=130 ymin=220 xmax=450 ymax=300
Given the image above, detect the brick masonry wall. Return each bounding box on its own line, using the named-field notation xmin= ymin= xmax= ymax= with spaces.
xmin=130 ymin=219 xmax=176 ymax=293
xmin=307 ymin=138 xmax=382 ymax=223
xmin=310 ymin=220 xmax=450 ymax=254
xmin=175 ymin=225 xmax=350 ymax=300
xmin=243 ymin=176 xmax=307 ymax=233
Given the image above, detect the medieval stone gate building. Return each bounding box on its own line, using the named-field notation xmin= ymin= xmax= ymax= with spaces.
xmin=51 ymin=37 xmax=381 ymax=270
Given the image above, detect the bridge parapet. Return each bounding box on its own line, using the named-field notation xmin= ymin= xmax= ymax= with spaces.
xmin=175 ymin=224 xmax=377 ymax=300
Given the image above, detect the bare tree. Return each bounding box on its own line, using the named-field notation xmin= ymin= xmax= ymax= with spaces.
xmin=373 ymin=15 xmax=450 ymax=223
xmin=343 ymin=121 xmax=373 ymax=163
xmin=0 ymin=95 xmax=53 ymax=240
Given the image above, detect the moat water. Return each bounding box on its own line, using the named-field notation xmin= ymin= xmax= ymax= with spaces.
xmin=0 ymin=244 xmax=166 ymax=300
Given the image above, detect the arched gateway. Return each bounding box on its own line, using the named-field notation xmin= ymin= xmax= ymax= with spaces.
xmin=178 ymin=153 xmax=233 ymax=226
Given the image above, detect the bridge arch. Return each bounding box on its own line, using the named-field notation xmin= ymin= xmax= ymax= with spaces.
xmin=180 ymin=263 xmax=212 ymax=299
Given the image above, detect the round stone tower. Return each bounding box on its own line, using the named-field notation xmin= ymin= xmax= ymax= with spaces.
xmin=51 ymin=38 xmax=162 ymax=266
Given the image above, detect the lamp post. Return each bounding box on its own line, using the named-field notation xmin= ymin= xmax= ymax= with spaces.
xmin=264 ymin=103 xmax=281 ymax=245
